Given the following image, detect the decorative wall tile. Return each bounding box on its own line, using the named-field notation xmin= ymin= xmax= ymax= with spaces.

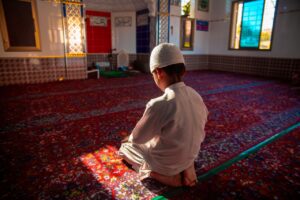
xmin=291 ymin=59 xmax=300 ymax=74
xmin=1 ymin=55 xmax=298 ymax=86
xmin=129 ymin=54 xmax=137 ymax=63
xmin=184 ymin=55 xmax=208 ymax=70
xmin=198 ymin=55 xmax=209 ymax=63
xmin=2 ymin=72 xmax=27 ymax=85
xmin=64 ymin=3 xmax=84 ymax=54
xmin=86 ymin=54 xmax=114 ymax=68
xmin=0 ymin=57 xmax=87 ymax=86
xmin=208 ymin=55 xmax=298 ymax=80
xmin=158 ymin=0 xmax=169 ymax=44
xmin=208 ymin=55 xmax=220 ymax=64
xmin=67 ymin=69 xmax=87 ymax=80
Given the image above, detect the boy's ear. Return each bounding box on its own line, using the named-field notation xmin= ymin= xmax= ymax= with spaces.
xmin=156 ymin=68 xmax=164 ymax=79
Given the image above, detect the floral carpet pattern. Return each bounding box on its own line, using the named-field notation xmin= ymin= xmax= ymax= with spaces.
xmin=172 ymin=127 xmax=300 ymax=200
xmin=0 ymin=70 xmax=299 ymax=199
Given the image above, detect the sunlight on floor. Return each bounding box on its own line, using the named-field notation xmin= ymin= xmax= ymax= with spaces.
xmin=79 ymin=145 xmax=130 ymax=183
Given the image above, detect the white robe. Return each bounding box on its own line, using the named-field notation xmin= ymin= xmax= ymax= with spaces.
xmin=119 ymin=82 xmax=208 ymax=177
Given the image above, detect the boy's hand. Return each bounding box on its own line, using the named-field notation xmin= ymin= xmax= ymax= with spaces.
xmin=121 ymin=136 xmax=129 ymax=143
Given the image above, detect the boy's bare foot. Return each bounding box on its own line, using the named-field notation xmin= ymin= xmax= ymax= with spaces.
xmin=183 ymin=164 xmax=197 ymax=187
xmin=150 ymin=171 xmax=182 ymax=187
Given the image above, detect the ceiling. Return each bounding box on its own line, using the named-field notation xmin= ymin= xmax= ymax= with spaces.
xmin=83 ymin=0 xmax=155 ymax=12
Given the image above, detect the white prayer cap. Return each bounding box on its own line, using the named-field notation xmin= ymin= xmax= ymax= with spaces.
xmin=150 ymin=43 xmax=185 ymax=73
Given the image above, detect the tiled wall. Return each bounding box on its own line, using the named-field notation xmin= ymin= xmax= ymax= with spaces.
xmin=184 ymin=55 xmax=209 ymax=70
xmin=112 ymin=54 xmax=208 ymax=73
xmin=86 ymin=54 xmax=298 ymax=80
xmin=0 ymin=57 xmax=86 ymax=86
xmin=65 ymin=57 xmax=87 ymax=80
xmin=135 ymin=53 xmax=150 ymax=72
xmin=208 ymin=55 xmax=300 ymax=80
xmin=87 ymin=53 xmax=136 ymax=70
xmin=87 ymin=53 xmax=149 ymax=72
xmin=87 ymin=54 xmax=111 ymax=68
xmin=1 ymin=55 xmax=299 ymax=86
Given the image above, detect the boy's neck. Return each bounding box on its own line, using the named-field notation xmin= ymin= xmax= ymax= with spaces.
xmin=162 ymin=76 xmax=182 ymax=91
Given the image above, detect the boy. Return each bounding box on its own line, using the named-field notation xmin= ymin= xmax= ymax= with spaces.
xmin=119 ymin=43 xmax=208 ymax=187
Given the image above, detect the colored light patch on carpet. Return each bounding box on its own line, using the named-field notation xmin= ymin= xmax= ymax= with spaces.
xmin=80 ymin=145 xmax=128 ymax=181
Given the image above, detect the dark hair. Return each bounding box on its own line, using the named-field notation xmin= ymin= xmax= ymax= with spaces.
xmin=160 ymin=63 xmax=186 ymax=77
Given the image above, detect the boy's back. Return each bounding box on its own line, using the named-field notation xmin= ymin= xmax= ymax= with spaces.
xmin=131 ymin=82 xmax=208 ymax=176
xmin=119 ymin=43 xmax=208 ymax=186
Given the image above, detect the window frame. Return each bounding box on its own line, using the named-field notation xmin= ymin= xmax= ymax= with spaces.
xmin=0 ymin=0 xmax=41 ymax=51
xmin=228 ymin=0 xmax=278 ymax=51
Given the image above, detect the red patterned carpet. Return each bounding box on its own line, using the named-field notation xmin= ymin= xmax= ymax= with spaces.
xmin=0 ymin=70 xmax=299 ymax=199
xmin=172 ymin=127 xmax=300 ymax=200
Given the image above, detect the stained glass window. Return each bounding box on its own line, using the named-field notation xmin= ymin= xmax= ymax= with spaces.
xmin=240 ymin=0 xmax=264 ymax=48
xmin=230 ymin=0 xmax=277 ymax=50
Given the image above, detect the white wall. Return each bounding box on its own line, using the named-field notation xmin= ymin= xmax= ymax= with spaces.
xmin=111 ymin=12 xmax=136 ymax=54
xmin=0 ymin=3 xmax=137 ymax=57
xmin=209 ymin=0 xmax=300 ymax=58
xmin=271 ymin=0 xmax=300 ymax=58
xmin=169 ymin=2 xmax=210 ymax=55
xmin=169 ymin=5 xmax=181 ymax=47
xmin=2 ymin=0 xmax=299 ymax=59
xmin=169 ymin=0 xmax=300 ymax=58
xmin=0 ymin=1 xmax=64 ymax=57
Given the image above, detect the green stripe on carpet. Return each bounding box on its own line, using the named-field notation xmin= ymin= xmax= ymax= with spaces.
xmin=152 ymin=122 xmax=300 ymax=200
